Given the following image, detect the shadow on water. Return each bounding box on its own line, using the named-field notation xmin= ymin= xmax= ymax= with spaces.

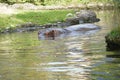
xmin=106 ymin=51 xmax=120 ymax=58
xmin=91 ymin=51 xmax=120 ymax=80
xmin=0 ymin=9 xmax=120 ymax=80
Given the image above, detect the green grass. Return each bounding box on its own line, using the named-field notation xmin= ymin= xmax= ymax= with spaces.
xmin=0 ymin=14 xmax=22 ymax=32
xmin=0 ymin=10 xmax=74 ymax=33
xmin=108 ymin=27 xmax=120 ymax=40
xmin=15 ymin=10 xmax=74 ymax=24
xmin=106 ymin=27 xmax=120 ymax=45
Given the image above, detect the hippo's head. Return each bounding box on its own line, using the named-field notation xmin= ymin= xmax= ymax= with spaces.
xmin=44 ymin=30 xmax=63 ymax=37
xmin=38 ymin=29 xmax=64 ymax=40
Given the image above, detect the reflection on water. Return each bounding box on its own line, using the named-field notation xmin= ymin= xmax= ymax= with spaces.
xmin=0 ymin=10 xmax=120 ymax=80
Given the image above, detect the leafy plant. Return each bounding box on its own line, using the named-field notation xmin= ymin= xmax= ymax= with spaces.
xmin=107 ymin=27 xmax=120 ymax=43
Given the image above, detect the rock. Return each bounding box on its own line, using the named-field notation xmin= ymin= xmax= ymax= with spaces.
xmin=66 ymin=10 xmax=100 ymax=25
xmin=43 ymin=23 xmax=53 ymax=28
xmin=17 ymin=22 xmax=37 ymax=27
xmin=66 ymin=17 xmax=80 ymax=25
xmin=105 ymin=34 xmax=120 ymax=51
xmin=87 ymin=3 xmax=98 ymax=9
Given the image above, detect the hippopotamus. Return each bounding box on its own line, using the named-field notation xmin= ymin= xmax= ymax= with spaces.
xmin=38 ymin=23 xmax=100 ymax=40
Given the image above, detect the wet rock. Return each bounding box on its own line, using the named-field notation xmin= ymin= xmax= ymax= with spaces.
xmin=43 ymin=23 xmax=53 ymax=28
xmin=105 ymin=35 xmax=120 ymax=51
xmin=66 ymin=10 xmax=100 ymax=25
xmin=66 ymin=17 xmax=80 ymax=25
xmin=17 ymin=22 xmax=37 ymax=27
xmin=13 ymin=22 xmax=42 ymax=32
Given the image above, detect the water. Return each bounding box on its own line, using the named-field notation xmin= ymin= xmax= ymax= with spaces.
xmin=0 ymin=10 xmax=120 ymax=80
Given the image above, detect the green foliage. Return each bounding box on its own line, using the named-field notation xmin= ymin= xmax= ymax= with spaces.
xmin=107 ymin=27 xmax=120 ymax=44
xmin=109 ymin=27 xmax=120 ymax=38
xmin=113 ymin=0 xmax=120 ymax=7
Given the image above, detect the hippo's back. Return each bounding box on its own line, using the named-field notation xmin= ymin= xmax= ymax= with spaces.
xmin=65 ymin=23 xmax=100 ymax=31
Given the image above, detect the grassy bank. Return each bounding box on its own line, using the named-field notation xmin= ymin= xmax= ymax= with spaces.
xmin=0 ymin=10 xmax=74 ymax=33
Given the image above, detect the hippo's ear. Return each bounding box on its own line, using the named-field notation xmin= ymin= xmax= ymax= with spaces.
xmin=51 ymin=30 xmax=55 ymax=32
xmin=50 ymin=30 xmax=56 ymax=34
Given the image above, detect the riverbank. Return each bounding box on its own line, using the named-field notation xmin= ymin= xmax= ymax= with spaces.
xmin=0 ymin=2 xmax=116 ymax=33
xmin=0 ymin=9 xmax=75 ymax=33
